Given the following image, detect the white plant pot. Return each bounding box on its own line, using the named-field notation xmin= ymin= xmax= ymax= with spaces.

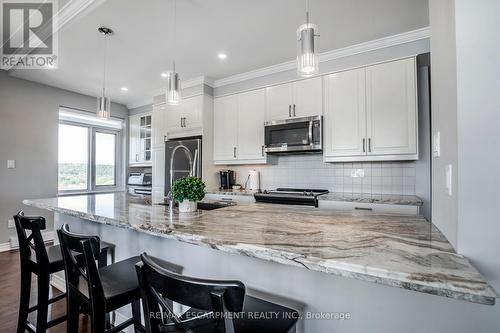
xmin=178 ymin=200 xmax=197 ymax=213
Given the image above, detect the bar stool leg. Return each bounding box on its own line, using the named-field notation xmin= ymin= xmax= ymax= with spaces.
xmin=35 ymin=273 xmax=50 ymax=332
xmin=17 ymin=267 xmax=31 ymax=333
xmin=67 ymin=292 xmax=80 ymax=332
xmin=132 ymin=300 xmax=142 ymax=332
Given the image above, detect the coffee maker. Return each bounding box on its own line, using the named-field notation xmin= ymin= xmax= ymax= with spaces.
xmin=219 ymin=170 xmax=235 ymax=190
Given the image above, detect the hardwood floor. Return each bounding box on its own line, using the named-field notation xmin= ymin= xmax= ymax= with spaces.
xmin=0 ymin=249 xmax=91 ymax=332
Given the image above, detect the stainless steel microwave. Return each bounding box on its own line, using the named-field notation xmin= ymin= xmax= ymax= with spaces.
xmin=264 ymin=115 xmax=322 ymax=153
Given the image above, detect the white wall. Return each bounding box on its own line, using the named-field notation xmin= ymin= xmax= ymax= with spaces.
xmin=428 ymin=0 xmax=459 ymax=247
xmin=455 ymin=0 xmax=500 ymax=313
xmin=0 ymin=70 xmax=128 ymax=245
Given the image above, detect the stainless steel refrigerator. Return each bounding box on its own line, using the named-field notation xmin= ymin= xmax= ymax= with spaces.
xmin=164 ymin=137 xmax=202 ymax=196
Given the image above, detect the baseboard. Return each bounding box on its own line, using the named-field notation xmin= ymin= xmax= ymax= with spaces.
xmin=9 ymin=231 xmax=55 ymax=250
xmin=0 ymin=242 xmax=10 ymax=252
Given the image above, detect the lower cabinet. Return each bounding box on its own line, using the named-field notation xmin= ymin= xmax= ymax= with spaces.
xmin=213 ymin=89 xmax=267 ymax=165
xmin=317 ymin=200 xmax=420 ymax=215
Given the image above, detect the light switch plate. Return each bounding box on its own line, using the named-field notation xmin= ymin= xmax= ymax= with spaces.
xmin=351 ymin=169 xmax=365 ymax=178
xmin=446 ymin=164 xmax=453 ymax=196
xmin=433 ymin=132 xmax=440 ymax=158
xmin=7 ymin=160 xmax=15 ymax=169
xmin=8 ymin=218 xmax=15 ymax=229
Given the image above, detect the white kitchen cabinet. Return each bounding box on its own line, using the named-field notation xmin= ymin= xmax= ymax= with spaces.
xmin=213 ymin=89 xmax=267 ymax=165
xmin=151 ymin=147 xmax=165 ymax=203
xmin=366 ymin=57 xmax=417 ymax=156
xmin=152 ymin=104 xmax=166 ymax=149
xmin=266 ymin=76 xmax=322 ymax=121
xmin=324 ymin=57 xmax=418 ymax=162
xmin=317 ymin=200 xmax=419 ymax=216
xmin=129 ymin=113 xmax=152 ymax=165
xmin=236 ymin=90 xmax=266 ymax=161
xmin=323 ymin=68 xmax=367 ymax=158
xmin=165 ymin=96 xmax=203 ymax=139
xmin=213 ymin=95 xmax=238 ymax=162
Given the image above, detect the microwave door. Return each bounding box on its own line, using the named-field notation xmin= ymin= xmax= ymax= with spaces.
xmin=265 ymin=121 xmax=310 ymax=147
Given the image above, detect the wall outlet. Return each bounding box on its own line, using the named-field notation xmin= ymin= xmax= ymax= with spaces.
xmin=351 ymin=169 xmax=365 ymax=178
xmin=446 ymin=164 xmax=453 ymax=196
xmin=8 ymin=218 xmax=15 ymax=229
xmin=7 ymin=160 xmax=15 ymax=169
xmin=433 ymin=132 xmax=441 ymax=158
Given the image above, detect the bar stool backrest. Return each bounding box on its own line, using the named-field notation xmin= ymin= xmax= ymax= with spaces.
xmin=57 ymin=224 xmax=105 ymax=308
xmin=136 ymin=253 xmax=246 ymax=333
xmin=14 ymin=211 xmax=49 ymax=267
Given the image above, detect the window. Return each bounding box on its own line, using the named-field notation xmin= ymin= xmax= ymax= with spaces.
xmin=58 ymin=109 xmax=123 ymax=193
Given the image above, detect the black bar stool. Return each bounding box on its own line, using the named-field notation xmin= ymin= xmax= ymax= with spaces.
xmin=14 ymin=211 xmax=115 ymax=333
xmin=57 ymin=224 xmax=183 ymax=333
xmin=136 ymin=253 xmax=299 ymax=333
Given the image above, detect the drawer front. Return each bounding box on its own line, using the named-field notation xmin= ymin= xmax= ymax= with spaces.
xmin=318 ymin=200 xmax=419 ymax=215
xmin=204 ymin=193 xmax=255 ymax=204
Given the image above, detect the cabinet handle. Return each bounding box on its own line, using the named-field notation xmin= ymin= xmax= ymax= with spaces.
xmin=368 ymin=138 xmax=372 ymax=152
xmin=261 ymin=145 xmax=265 ymax=157
xmin=355 ymin=207 xmax=373 ymax=211
xmin=362 ymin=138 xmax=366 ymax=152
xmin=183 ymin=117 xmax=187 ymax=127
xmin=180 ymin=117 xmax=183 ymax=127
xmin=288 ymin=105 xmax=291 ymax=117
xmin=233 ymin=147 xmax=237 ymax=158
xmin=293 ymin=104 xmax=296 ymax=117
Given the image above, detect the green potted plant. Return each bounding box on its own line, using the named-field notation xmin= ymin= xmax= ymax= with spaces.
xmin=172 ymin=176 xmax=206 ymax=213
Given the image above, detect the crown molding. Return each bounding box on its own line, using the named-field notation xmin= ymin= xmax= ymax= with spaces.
xmin=213 ymin=27 xmax=430 ymax=88
xmin=126 ymin=76 xmax=213 ymax=109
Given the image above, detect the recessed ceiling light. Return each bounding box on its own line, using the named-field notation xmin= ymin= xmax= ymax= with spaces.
xmin=121 ymin=87 xmax=128 ymax=92
xmin=161 ymin=72 xmax=168 ymax=78
xmin=217 ymin=53 xmax=227 ymax=60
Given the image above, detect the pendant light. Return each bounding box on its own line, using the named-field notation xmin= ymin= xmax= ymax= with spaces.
xmin=166 ymin=0 xmax=181 ymax=105
xmin=97 ymin=27 xmax=113 ymax=119
xmin=297 ymin=0 xmax=319 ymax=77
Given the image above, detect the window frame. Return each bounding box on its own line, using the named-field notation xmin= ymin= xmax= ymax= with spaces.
xmin=58 ymin=119 xmax=123 ymax=195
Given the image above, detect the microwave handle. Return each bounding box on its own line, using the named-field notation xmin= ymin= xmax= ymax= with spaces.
xmin=308 ymin=121 xmax=313 ymax=145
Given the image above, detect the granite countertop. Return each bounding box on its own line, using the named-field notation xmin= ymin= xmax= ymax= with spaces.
xmin=206 ymin=189 xmax=423 ymax=206
xmin=23 ymin=193 xmax=497 ymax=305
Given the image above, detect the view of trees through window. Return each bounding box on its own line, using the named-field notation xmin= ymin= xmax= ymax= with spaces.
xmin=58 ymin=123 xmax=117 ymax=191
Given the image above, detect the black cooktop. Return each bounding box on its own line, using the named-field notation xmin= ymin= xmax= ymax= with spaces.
xmin=254 ymin=188 xmax=329 ymax=207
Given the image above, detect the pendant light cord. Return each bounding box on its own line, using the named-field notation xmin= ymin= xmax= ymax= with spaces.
xmin=306 ymin=0 xmax=310 ymax=25
xmin=172 ymin=0 xmax=177 ymax=71
xmin=102 ymin=33 xmax=107 ymax=96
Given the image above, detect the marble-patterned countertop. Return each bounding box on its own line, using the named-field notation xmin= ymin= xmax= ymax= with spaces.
xmin=206 ymin=189 xmax=423 ymax=206
xmin=23 ymin=193 xmax=497 ymax=305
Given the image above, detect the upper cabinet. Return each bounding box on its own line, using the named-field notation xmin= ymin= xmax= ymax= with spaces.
xmin=366 ymin=58 xmax=417 ymax=156
xmin=266 ymin=76 xmax=322 ymax=121
xmin=214 ymin=89 xmax=267 ymax=165
xmin=129 ymin=113 xmax=152 ymax=165
xmin=324 ymin=57 xmax=418 ymax=162
xmin=165 ymin=96 xmax=203 ymax=139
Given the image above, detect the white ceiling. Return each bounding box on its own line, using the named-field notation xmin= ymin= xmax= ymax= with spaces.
xmin=9 ymin=0 xmax=429 ymax=107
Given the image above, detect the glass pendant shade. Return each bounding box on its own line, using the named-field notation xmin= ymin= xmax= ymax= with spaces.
xmin=166 ymin=70 xmax=181 ymax=105
xmin=297 ymin=23 xmax=319 ymax=77
xmin=97 ymin=95 xmax=110 ymax=119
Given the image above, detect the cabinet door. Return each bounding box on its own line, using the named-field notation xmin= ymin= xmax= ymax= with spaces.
xmin=265 ymin=83 xmax=293 ymax=121
xmin=139 ymin=114 xmax=152 ymax=162
xmin=237 ymin=89 xmax=266 ymax=160
xmin=324 ymin=68 xmax=367 ymax=157
xmin=129 ymin=115 xmax=141 ymax=164
xmin=152 ymin=104 xmax=166 ymax=149
xmin=181 ymin=96 xmax=202 ymax=129
xmin=213 ymin=95 xmax=238 ymax=162
xmin=366 ymin=58 xmax=417 ymax=156
xmin=292 ymin=76 xmax=323 ymax=117
xmin=165 ymin=104 xmax=184 ymax=133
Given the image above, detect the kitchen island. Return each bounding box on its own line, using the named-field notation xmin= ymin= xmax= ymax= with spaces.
xmin=24 ymin=193 xmax=498 ymax=332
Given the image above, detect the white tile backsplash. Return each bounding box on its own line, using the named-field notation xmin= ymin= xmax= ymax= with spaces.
xmin=216 ymin=154 xmax=417 ymax=195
